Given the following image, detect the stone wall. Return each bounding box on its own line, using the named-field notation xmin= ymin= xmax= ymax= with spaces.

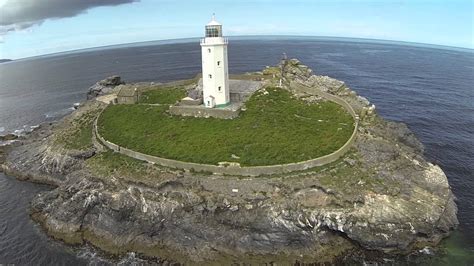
xmin=230 ymin=92 xmax=243 ymax=102
xmin=169 ymin=105 xmax=240 ymax=119
xmin=291 ymin=81 xmax=358 ymax=118
xmin=179 ymin=98 xmax=202 ymax=106
xmin=117 ymin=95 xmax=138 ymax=104
xmin=94 ymin=85 xmax=359 ymax=176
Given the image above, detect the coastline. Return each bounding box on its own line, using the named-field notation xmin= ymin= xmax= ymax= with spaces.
xmin=0 ymin=60 xmax=459 ymax=264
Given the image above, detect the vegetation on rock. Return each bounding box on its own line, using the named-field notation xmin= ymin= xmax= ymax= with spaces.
xmin=51 ymin=106 xmax=101 ymax=150
xmin=85 ymin=150 xmax=176 ymax=186
xmin=98 ymin=87 xmax=354 ymax=166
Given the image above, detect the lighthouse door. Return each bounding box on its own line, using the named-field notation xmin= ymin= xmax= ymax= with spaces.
xmin=205 ymin=96 xmax=216 ymax=108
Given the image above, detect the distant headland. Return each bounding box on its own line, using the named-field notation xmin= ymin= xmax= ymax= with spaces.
xmin=0 ymin=59 xmax=13 ymax=63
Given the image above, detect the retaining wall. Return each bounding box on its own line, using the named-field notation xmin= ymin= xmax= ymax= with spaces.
xmin=94 ymin=84 xmax=359 ymax=176
xmin=290 ymin=81 xmax=358 ymax=118
xmin=169 ymin=105 xmax=240 ymax=119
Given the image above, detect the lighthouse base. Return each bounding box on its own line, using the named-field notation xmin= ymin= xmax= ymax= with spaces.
xmin=170 ymin=79 xmax=263 ymax=119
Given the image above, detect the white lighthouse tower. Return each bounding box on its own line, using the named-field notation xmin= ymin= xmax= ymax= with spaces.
xmin=200 ymin=15 xmax=230 ymax=108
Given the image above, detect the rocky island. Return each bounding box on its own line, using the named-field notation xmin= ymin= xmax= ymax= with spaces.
xmin=0 ymin=59 xmax=458 ymax=264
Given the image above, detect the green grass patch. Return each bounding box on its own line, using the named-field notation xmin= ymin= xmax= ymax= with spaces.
xmin=138 ymin=87 xmax=186 ymax=104
xmin=53 ymin=108 xmax=100 ymax=150
xmin=86 ymin=150 xmax=146 ymax=177
xmin=98 ymin=87 xmax=354 ymax=166
xmin=86 ymin=150 xmax=176 ymax=185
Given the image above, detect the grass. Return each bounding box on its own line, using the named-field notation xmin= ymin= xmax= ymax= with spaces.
xmin=85 ymin=150 xmax=178 ymax=186
xmin=138 ymin=87 xmax=186 ymax=104
xmin=86 ymin=150 xmax=147 ymax=177
xmin=98 ymin=87 xmax=354 ymax=166
xmin=52 ymin=107 xmax=100 ymax=150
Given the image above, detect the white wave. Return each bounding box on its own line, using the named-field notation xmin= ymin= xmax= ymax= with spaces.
xmin=0 ymin=140 xmax=18 ymax=147
xmin=76 ymin=248 xmax=111 ymax=265
xmin=76 ymin=247 xmax=149 ymax=265
xmin=13 ymin=128 xmax=25 ymax=135
xmin=418 ymin=246 xmax=433 ymax=255
xmin=44 ymin=107 xmax=75 ymax=119
xmin=117 ymin=252 xmax=149 ymax=265
xmin=9 ymin=124 xmax=40 ymax=136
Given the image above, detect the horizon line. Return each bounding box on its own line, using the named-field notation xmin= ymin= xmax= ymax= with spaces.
xmin=5 ymin=35 xmax=473 ymax=61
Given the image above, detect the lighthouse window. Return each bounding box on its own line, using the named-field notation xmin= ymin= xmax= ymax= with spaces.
xmin=205 ymin=26 xmax=221 ymax=37
xmin=209 ymin=74 xmax=212 ymax=79
xmin=217 ymin=61 xmax=221 ymax=66
xmin=208 ymin=48 xmax=211 ymax=53
xmin=218 ymin=86 xmax=222 ymax=91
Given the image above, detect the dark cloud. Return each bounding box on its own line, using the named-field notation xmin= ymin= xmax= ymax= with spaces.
xmin=0 ymin=0 xmax=138 ymax=34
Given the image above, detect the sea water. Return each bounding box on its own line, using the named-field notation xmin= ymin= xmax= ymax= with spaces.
xmin=0 ymin=37 xmax=472 ymax=264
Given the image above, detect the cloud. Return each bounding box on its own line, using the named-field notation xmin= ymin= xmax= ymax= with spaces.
xmin=0 ymin=0 xmax=138 ymax=35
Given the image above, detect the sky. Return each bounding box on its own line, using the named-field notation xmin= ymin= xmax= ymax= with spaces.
xmin=0 ymin=0 xmax=472 ymax=59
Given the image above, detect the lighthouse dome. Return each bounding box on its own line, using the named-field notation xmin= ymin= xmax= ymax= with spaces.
xmin=207 ymin=19 xmax=222 ymax=26
xmin=207 ymin=14 xmax=222 ymax=26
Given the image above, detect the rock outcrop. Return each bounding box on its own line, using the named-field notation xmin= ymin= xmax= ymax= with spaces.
xmin=86 ymin=75 xmax=124 ymax=100
xmin=0 ymin=133 xmax=18 ymax=141
xmin=1 ymin=60 xmax=458 ymax=264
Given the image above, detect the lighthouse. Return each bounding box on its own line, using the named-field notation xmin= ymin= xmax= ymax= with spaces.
xmin=200 ymin=15 xmax=230 ymax=108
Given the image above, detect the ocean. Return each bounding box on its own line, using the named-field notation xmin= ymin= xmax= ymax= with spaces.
xmin=0 ymin=37 xmax=473 ymax=264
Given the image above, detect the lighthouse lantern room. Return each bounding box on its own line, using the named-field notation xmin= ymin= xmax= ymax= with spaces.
xmin=200 ymin=15 xmax=230 ymax=108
